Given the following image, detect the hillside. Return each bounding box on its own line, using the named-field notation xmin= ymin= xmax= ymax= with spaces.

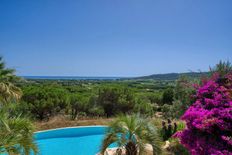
xmin=135 ymin=72 xmax=209 ymax=81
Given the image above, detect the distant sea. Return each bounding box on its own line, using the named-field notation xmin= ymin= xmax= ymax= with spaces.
xmin=22 ymin=76 xmax=125 ymax=80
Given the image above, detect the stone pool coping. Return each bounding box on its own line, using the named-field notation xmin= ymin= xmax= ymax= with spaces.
xmin=35 ymin=125 xmax=107 ymax=133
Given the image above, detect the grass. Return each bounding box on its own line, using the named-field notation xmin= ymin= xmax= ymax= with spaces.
xmin=34 ymin=115 xmax=113 ymax=131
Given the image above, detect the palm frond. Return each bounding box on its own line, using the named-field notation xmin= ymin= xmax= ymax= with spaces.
xmin=101 ymin=132 xmax=118 ymax=154
xmin=0 ymin=109 xmax=38 ymax=155
xmin=101 ymin=115 xmax=161 ymax=155
xmin=0 ymin=57 xmax=22 ymax=104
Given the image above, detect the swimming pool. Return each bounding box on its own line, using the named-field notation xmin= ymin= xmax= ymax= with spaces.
xmin=34 ymin=126 xmax=114 ymax=155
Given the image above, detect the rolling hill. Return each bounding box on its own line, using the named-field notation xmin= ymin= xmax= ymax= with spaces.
xmin=135 ymin=72 xmax=209 ymax=81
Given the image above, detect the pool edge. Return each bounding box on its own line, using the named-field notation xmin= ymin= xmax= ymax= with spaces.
xmin=35 ymin=125 xmax=108 ymax=133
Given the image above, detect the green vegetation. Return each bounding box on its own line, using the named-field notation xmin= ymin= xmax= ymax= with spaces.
xmin=2 ymin=56 xmax=231 ymax=155
xmin=167 ymin=139 xmax=189 ymax=155
xmin=167 ymin=76 xmax=196 ymax=118
xmin=17 ymin=78 xmax=177 ymax=120
xmin=0 ymin=57 xmax=22 ymax=103
xmin=160 ymin=119 xmax=177 ymax=141
xmin=0 ymin=107 xmax=38 ymax=155
xmin=14 ymin=70 xmax=203 ymax=121
xmin=135 ymin=72 xmax=209 ymax=80
xmin=162 ymin=88 xmax=174 ymax=105
xmin=22 ymin=85 xmax=69 ymax=120
xmin=210 ymin=60 xmax=232 ymax=76
xmin=100 ymin=115 xmax=161 ymax=155
xmin=0 ymin=57 xmax=37 ymax=155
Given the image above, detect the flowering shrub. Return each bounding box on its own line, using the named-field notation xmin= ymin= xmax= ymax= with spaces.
xmin=175 ymin=72 xmax=232 ymax=155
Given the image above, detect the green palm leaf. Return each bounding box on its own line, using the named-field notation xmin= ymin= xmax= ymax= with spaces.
xmin=0 ymin=109 xmax=38 ymax=155
xmin=0 ymin=57 xmax=22 ymax=104
xmin=101 ymin=115 xmax=161 ymax=155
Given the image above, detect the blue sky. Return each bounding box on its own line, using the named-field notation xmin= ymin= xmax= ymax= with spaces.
xmin=0 ymin=0 xmax=232 ymax=77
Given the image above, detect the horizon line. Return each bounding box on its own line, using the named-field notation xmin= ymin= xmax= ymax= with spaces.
xmin=19 ymin=71 xmax=208 ymax=77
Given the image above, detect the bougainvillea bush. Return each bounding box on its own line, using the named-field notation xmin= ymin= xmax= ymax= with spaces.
xmin=175 ymin=72 xmax=232 ymax=155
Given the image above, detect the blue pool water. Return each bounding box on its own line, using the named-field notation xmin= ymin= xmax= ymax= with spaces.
xmin=34 ymin=126 xmax=114 ymax=155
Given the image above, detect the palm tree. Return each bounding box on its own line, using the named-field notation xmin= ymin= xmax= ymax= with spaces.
xmin=0 ymin=57 xmax=22 ymax=104
xmin=100 ymin=115 xmax=161 ymax=155
xmin=0 ymin=108 xmax=38 ymax=155
xmin=0 ymin=57 xmax=37 ymax=155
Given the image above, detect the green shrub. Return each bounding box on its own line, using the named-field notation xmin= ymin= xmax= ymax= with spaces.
xmin=133 ymin=99 xmax=154 ymax=117
xmin=160 ymin=119 xmax=177 ymax=141
xmin=147 ymin=93 xmax=163 ymax=105
xmin=88 ymin=106 xmax=105 ymax=117
xmin=22 ymin=85 xmax=69 ymax=120
xmin=97 ymin=88 xmax=136 ymax=117
xmin=161 ymin=104 xmax=173 ymax=118
xmin=172 ymin=76 xmax=196 ymax=118
xmin=162 ymin=88 xmax=174 ymax=105
xmin=168 ymin=139 xmax=190 ymax=155
xmin=68 ymin=94 xmax=89 ymax=120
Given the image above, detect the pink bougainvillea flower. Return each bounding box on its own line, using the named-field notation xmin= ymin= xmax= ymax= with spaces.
xmin=176 ymin=72 xmax=232 ymax=155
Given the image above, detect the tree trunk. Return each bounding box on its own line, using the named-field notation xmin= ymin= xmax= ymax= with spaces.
xmin=126 ymin=141 xmax=137 ymax=155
